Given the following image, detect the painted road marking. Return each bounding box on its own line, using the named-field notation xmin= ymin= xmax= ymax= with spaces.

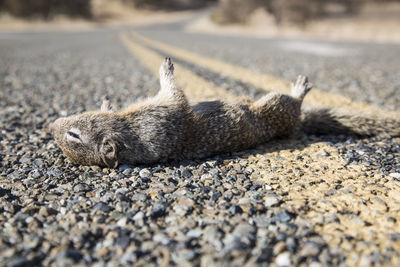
xmin=120 ymin=33 xmax=236 ymax=102
xmin=277 ymin=40 xmax=354 ymax=57
xmin=130 ymin=31 xmax=398 ymax=116
xmin=120 ymin=31 xmax=400 ymax=266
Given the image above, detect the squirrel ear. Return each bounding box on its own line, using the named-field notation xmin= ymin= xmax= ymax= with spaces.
xmin=100 ymin=137 xmax=118 ymax=168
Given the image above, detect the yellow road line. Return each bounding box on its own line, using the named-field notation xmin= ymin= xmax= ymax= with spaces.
xmin=121 ymin=31 xmax=400 ymax=266
xmin=130 ymin=31 xmax=397 ymax=115
xmin=120 ymin=33 xmax=236 ymax=102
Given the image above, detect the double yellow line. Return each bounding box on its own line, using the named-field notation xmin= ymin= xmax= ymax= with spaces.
xmin=121 ymin=31 xmax=397 ymax=117
xmin=119 ymin=31 xmax=400 ymax=267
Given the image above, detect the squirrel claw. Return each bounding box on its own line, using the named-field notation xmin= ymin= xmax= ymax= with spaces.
xmin=291 ymin=75 xmax=312 ymax=99
xmin=161 ymin=57 xmax=174 ymax=76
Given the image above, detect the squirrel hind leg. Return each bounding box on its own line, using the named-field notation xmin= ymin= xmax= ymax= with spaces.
xmin=157 ymin=57 xmax=188 ymax=105
xmin=159 ymin=57 xmax=175 ymax=92
xmin=290 ymin=75 xmax=312 ymax=100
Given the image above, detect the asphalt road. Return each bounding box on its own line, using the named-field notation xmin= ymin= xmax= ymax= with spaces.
xmin=138 ymin=20 xmax=400 ymax=110
xmin=1 ymin=18 xmax=399 ymax=267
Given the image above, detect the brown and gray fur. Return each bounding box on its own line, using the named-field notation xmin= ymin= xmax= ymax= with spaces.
xmin=49 ymin=58 xmax=400 ymax=168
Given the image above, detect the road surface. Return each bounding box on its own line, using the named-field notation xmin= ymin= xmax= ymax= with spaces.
xmin=1 ymin=16 xmax=399 ymax=266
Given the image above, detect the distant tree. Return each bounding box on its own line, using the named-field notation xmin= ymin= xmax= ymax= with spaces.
xmin=128 ymin=0 xmax=214 ymax=9
xmin=52 ymin=0 xmax=92 ymax=18
xmin=2 ymin=0 xmax=92 ymax=19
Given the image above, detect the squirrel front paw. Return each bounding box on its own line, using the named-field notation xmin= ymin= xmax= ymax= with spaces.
xmin=100 ymin=96 xmax=113 ymax=112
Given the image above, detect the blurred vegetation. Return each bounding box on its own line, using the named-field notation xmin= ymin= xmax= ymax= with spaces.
xmin=0 ymin=0 xmax=398 ymax=23
xmin=0 ymin=0 xmax=92 ymax=19
xmin=128 ymin=0 xmax=215 ymax=9
xmin=0 ymin=0 xmax=216 ymax=20
xmin=211 ymin=0 xmax=400 ymax=25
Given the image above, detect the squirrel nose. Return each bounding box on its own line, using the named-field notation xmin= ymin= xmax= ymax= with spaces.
xmin=49 ymin=117 xmax=65 ymax=134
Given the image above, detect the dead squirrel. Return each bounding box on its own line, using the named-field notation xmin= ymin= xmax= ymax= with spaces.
xmin=50 ymin=58 xmax=400 ymax=168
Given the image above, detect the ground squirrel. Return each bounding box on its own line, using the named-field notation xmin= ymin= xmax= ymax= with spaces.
xmin=50 ymin=58 xmax=400 ymax=168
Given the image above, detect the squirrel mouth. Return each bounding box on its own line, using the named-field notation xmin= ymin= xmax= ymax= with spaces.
xmin=49 ymin=122 xmax=55 ymax=134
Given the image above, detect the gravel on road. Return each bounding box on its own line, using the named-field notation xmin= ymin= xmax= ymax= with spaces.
xmin=1 ymin=27 xmax=399 ymax=266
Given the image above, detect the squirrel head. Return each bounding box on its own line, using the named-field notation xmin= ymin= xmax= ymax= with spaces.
xmin=49 ymin=111 xmax=121 ymax=168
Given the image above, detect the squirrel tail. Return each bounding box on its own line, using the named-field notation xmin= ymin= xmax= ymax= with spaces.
xmin=300 ymin=107 xmax=400 ymax=138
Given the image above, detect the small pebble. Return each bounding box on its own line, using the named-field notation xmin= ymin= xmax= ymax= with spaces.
xmin=275 ymin=252 xmax=291 ymax=267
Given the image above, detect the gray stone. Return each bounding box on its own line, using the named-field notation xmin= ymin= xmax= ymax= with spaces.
xmin=273 ymin=212 xmax=292 ymax=223
xmin=264 ymin=197 xmax=279 ymax=207
xmin=187 ymin=229 xmax=203 ymax=238
xmin=93 ymin=202 xmax=112 ymax=213
xmin=73 ymin=183 xmax=91 ymax=193
xmin=253 ymin=216 xmax=272 ymax=227
xmin=139 ymin=168 xmax=151 ymax=178
xmin=151 ymin=201 xmax=168 ymax=218
xmin=153 ymin=234 xmax=170 ymax=245
xmin=133 ymin=211 xmax=144 ymax=221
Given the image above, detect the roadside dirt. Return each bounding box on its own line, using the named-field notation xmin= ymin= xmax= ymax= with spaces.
xmin=186 ymin=3 xmax=400 ymax=44
xmin=0 ymin=8 xmax=194 ymax=32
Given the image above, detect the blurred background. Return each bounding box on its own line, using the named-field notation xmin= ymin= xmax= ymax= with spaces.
xmin=1 ymin=0 xmax=400 ymax=43
xmin=0 ymin=0 xmax=398 ymax=21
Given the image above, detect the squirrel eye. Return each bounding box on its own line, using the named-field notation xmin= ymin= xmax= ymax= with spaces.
xmin=66 ymin=130 xmax=82 ymax=142
xmin=68 ymin=131 xmax=80 ymax=139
